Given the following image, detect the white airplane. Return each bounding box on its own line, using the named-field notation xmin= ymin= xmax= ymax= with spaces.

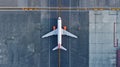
xmin=42 ymin=17 xmax=77 ymax=51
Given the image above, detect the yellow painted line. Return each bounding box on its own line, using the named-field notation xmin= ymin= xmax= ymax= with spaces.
xmin=58 ymin=0 xmax=61 ymax=67
xmin=0 ymin=7 xmax=119 ymax=10
xmin=58 ymin=49 xmax=61 ymax=67
xmin=111 ymin=8 xmax=120 ymax=10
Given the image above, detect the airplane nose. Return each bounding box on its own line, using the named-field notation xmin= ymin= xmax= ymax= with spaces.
xmin=58 ymin=17 xmax=61 ymax=20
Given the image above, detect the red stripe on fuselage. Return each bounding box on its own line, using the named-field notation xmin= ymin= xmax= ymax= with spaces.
xmin=58 ymin=43 xmax=61 ymax=49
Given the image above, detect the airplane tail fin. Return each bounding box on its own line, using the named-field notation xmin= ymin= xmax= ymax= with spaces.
xmin=52 ymin=46 xmax=67 ymax=51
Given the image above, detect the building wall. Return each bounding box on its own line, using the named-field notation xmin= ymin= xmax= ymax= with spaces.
xmin=89 ymin=11 xmax=118 ymax=67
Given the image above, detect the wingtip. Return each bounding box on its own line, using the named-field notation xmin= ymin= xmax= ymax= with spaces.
xmin=74 ymin=36 xmax=78 ymax=38
xmin=41 ymin=36 xmax=44 ymax=38
xmin=64 ymin=49 xmax=67 ymax=51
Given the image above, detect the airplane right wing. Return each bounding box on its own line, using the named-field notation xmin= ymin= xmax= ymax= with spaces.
xmin=62 ymin=29 xmax=78 ymax=38
xmin=42 ymin=29 xmax=58 ymax=38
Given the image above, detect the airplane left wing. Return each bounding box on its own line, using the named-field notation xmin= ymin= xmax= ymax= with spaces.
xmin=42 ymin=29 xmax=58 ymax=38
xmin=62 ymin=29 xmax=78 ymax=38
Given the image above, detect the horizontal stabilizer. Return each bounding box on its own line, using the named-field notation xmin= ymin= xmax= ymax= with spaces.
xmin=52 ymin=46 xmax=58 ymax=51
xmin=61 ymin=46 xmax=67 ymax=51
xmin=52 ymin=46 xmax=67 ymax=51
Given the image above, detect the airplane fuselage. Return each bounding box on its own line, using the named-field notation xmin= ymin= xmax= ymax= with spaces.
xmin=58 ymin=17 xmax=62 ymax=49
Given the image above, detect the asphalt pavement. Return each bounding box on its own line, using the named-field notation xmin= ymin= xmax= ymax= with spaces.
xmin=0 ymin=10 xmax=89 ymax=67
xmin=0 ymin=0 xmax=90 ymax=67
